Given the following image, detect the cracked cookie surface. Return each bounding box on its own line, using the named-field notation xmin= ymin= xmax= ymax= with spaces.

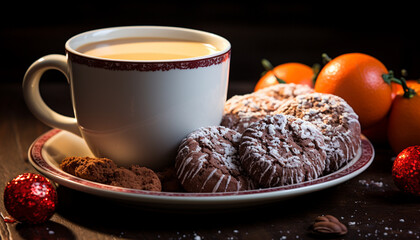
xmin=239 ymin=114 xmax=327 ymax=188
xmin=221 ymin=84 xmax=314 ymax=134
xmin=175 ymin=126 xmax=252 ymax=193
xmin=275 ymin=92 xmax=361 ymax=173
xmin=254 ymin=83 xmax=314 ymax=103
xmin=221 ymin=93 xmax=283 ymax=133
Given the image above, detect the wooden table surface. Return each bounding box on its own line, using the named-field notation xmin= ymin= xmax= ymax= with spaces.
xmin=0 ymin=81 xmax=419 ymax=240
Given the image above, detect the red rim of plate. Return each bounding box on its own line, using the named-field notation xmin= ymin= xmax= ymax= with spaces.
xmin=29 ymin=129 xmax=374 ymax=198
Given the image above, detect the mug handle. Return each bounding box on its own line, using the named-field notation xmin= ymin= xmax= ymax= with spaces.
xmin=23 ymin=54 xmax=81 ymax=136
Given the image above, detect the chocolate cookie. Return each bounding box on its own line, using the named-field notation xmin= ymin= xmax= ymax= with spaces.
xmin=221 ymin=93 xmax=283 ymax=133
xmin=175 ymin=126 xmax=252 ymax=193
xmin=275 ymin=92 xmax=361 ymax=173
xmin=156 ymin=167 xmax=184 ymax=192
xmin=239 ymin=114 xmax=327 ymax=188
xmin=254 ymin=83 xmax=314 ymax=103
xmin=60 ymin=156 xmax=162 ymax=191
xmin=60 ymin=157 xmax=117 ymax=183
xmin=111 ymin=166 xmax=162 ymax=191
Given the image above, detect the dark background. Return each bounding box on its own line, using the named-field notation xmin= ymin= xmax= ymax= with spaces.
xmin=1 ymin=2 xmax=419 ymax=87
xmin=1 ymin=4 xmax=420 ymax=239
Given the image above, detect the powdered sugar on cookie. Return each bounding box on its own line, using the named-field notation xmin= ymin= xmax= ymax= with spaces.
xmin=239 ymin=114 xmax=327 ymax=188
xmin=275 ymin=92 xmax=361 ymax=173
xmin=221 ymin=84 xmax=314 ymax=133
xmin=254 ymin=83 xmax=314 ymax=103
xmin=221 ymin=93 xmax=283 ymax=133
xmin=175 ymin=126 xmax=252 ymax=193
xmin=174 ymin=84 xmax=362 ymax=193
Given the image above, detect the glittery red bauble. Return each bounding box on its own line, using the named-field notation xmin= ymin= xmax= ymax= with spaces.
xmin=392 ymin=145 xmax=420 ymax=196
xmin=3 ymin=173 xmax=58 ymax=224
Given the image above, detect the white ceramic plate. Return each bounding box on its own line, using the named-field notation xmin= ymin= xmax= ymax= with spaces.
xmin=28 ymin=129 xmax=374 ymax=210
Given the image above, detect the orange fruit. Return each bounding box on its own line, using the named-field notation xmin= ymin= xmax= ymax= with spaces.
xmin=314 ymin=52 xmax=393 ymax=128
xmin=391 ymin=79 xmax=419 ymax=99
xmin=388 ymin=81 xmax=420 ymax=154
xmin=391 ymin=82 xmax=400 ymax=100
xmin=254 ymin=61 xmax=314 ymax=92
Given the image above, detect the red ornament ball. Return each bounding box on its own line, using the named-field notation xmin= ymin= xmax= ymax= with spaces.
xmin=3 ymin=173 xmax=58 ymax=224
xmin=392 ymin=145 xmax=420 ymax=196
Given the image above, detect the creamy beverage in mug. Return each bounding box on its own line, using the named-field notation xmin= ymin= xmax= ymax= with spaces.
xmin=77 ymin=37 xmax=220 ymax=60
xmin=23 ymin=26 xmax=231 ymax=170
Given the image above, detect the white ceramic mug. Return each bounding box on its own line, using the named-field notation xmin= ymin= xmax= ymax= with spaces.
xmin=23 ymin=26 xmax=231 ymax=170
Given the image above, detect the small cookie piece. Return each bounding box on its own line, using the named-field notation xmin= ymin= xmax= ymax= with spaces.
xmin=111 ymin=166 xmax=162 ymax=191
xmin=275 ymin=92 xmax=361 ymax=173
xmin=221 ymin=93 xmax=283 ymax=133
xmin=61 ymin=157 xmax=117 ymax=183
xmin=60 ymin=157 xmax=162 ymax=191
xmin=156 ymin=167 xmax=184 ymax=192
xmin=60 ymin=156 xmax=88 ymax=176
xmin=175 ymin=126 xmax=252 ymax=193
xmin=239 ymin=114 xmax=327 ymax=188
xmin=254 ymin=83 xmax=314 ymax=103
